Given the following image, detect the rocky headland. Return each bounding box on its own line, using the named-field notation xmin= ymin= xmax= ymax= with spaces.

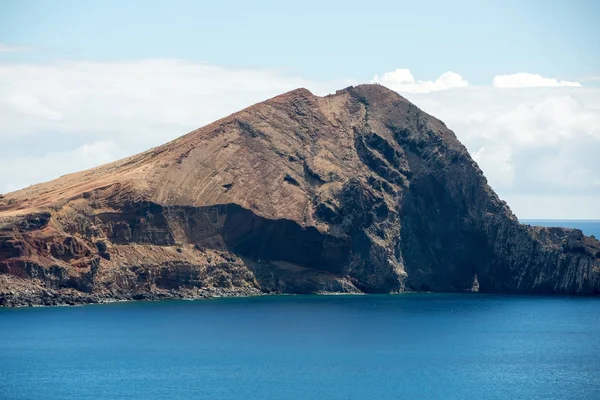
xmin=1 ymin=84 xmax=598 ymax=306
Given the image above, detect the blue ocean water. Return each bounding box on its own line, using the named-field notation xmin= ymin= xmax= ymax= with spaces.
xmin=1 ymin=294 xmax=599 ymax=400
xmin=521 ymin=219 xmax=600 ymax=238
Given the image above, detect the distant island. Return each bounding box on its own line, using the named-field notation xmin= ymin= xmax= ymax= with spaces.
xmin=1 ymin=84 xmax=598 ymax=306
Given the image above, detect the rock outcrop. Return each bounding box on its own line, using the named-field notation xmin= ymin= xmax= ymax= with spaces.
xmin=1 ymin=84 xmax=598 ymax=306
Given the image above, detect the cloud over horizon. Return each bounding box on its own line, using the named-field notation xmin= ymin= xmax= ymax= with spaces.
xmin=0 ymin=141 xmax=126 ymax=194
xmin=492 ymin=72 xmax=581 ymax=88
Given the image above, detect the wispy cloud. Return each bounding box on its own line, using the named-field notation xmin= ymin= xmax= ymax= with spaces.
xmin=492 ymin=73 xmax=581 ymax=88
xmin=580 ymin=75 xmax=600 ymax=83
xmin=0 ymin=43 xmax=32 ymax=53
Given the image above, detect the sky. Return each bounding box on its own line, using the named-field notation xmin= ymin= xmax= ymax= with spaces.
xmin=1 ymin=0 xmax=599 ymax=218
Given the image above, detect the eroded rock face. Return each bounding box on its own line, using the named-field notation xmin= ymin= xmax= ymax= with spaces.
xmin=1 ymin=84 xmax=598 ymax=306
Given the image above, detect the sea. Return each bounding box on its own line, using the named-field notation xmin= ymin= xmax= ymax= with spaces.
xmin=1 ymin=220 xmax=599 ymax=400
xmin=521 ymin=219 xmax=600 ymax=238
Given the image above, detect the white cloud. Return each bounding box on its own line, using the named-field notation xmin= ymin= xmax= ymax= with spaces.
xmin=473 ymin=145 xmax=514 ymax=189
xmin=0 ymin=60 xmax=343 ymax=144
xmin=528 ymin=151 xmax=598 ymax=190
xmin=0 ymin=43 xmax=31 ymax=53
xmin=371 ymin=69 xmax=468 ymax=93
xmin=3 ymin=92 xmax=64 ymax=120
xmin=405 ymin=86 xmax=600 ymax=219
xmin=0 ymin=141 xmax=126 ymax=193
xmin=507 ymin=195 xmax=600 ymax=220
xmin=493 ymin=73 xmax=581 ymax=88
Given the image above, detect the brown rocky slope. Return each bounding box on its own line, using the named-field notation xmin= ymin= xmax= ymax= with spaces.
xmin=1 ymin=84 xmax=599 ymax=306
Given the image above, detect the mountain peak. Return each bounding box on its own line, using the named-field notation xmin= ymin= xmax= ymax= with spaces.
xmin=274 ymin=87 xmax=315 ymax=99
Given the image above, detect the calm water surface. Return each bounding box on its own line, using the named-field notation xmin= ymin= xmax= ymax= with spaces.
xmin=1 ymin=294 xmax=599 ymax=400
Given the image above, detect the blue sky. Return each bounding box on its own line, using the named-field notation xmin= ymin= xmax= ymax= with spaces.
xmin=1 ymin=0 xmax=598 ymax=83
xmin=0 ymin=1 xmax=599 ymax=218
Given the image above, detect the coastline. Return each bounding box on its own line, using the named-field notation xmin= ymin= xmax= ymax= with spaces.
xmin=1 ymin=287 xmax=437 ymax=308
xmin=9 ymin=286 xmax=595 ymax=309
xmin=0 ymin=286 xmax=265 ymax=308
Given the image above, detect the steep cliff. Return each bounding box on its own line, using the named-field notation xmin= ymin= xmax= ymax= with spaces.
xmin=1 ymin=84 xmax=598 ymax=306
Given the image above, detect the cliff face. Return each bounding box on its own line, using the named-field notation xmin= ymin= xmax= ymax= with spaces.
xmin=1 ymin=84 xmax=598 ymax=306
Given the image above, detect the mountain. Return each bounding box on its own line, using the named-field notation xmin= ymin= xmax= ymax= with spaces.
xmin=1 ymin=84 xmax=599 ymax=306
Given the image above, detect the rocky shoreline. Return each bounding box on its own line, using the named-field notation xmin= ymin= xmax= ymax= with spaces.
xmin=0 ymin=284 xmax=264 ymax=308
